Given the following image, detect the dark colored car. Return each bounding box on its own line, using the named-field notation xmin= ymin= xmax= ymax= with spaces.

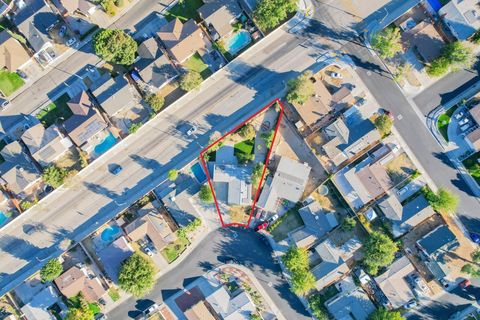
xmin=459 ymin=279 xmax=471 ymax=288
xmin=254 ymin=221 xmax=269 ymax=232
xmin=218 ymin=256 xmax=237 ymax=264
xmin=469 ymin=232 xmax=480 ymax=244
xmin=110 ymin=164 xmax=123 ymax=175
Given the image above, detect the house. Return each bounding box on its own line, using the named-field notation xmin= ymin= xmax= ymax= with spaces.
xmin=0 ymin=141 xmax=41 ymax=197
xmin=439 ymin=0 xmax=480 ymax=40
xmin=213 ymin=164 xmax=252 ymax=206
xmin=135 ymin=37 xmax=178 ymax=90
xmin=289 ymin=200 xmax=338 ymax=248
xmin=465 ymin=103 xmax=480 ymax=151
xmin=21 ymin=123 xmax=72 ymax=167
xmin=54 ymin=265 xmax=106 ymax=302
xmin=295 ymin=77 xmax=333 ymax=129
xmin=378 ymin=193 xmax=435 ymax=237
xmin=58 ymin=0 xmax=96 ymax=16
xmin=11 ymin=0 xmax=57 ymax=61
xmin=124 ymin=202 xmax=177 ymax=251
xmin=416 ymin=224 xmax=459 ymax=279
xmin=0 ymin=30 xmax=31 ymax=71
xmin=197 ymin=0 xmax=243 ymax=40
xmin=157 ymin=18 xmax=208 ymax=63
xmin=97 ymin=236 xmax=134 ymax=282
xmin=375 ymin=256 xmax=416 ymax=309
xmin=92 ymin=75 xmax=137 ymax=117
xmin=20 ymin=285 xmax=59 ymax=320
xmin=402 ymin=21 xmax=445 ymax=63
xmin=63 ymin=91 xmax=108 ymax=147
xmin=257 ymin=156 xmax=311 ymax=213
xmin=311 ymin=237 xmax=362 ymax=291
xmin=322 ymin=116 xmax=380 ymax=167
xmin=325 ymin=277 xmax=376 ymax=320
xmin=204 ymin=285 xmax=256 ymax=319
xmin=449 ymin=302 xmax=480 ymax=320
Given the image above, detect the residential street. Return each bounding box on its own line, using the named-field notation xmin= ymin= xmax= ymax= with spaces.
xmin=106 ymin=228 xmax=311 ymax=320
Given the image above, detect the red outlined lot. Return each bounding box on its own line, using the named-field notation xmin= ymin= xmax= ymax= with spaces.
xmin=199 ymin=99 xmax=285 ymax=228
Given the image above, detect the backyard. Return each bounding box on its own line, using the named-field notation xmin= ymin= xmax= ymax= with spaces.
xmin=36 ymin=93 xmax=72 ymax=127
xmin=234 ymin=139 xmax=254 ymax=163
xmin=437 ymin=105 xmax=458 ymax=142
xmin=269 ymin=205 xmax=304 ymax=242
xmin=184 ymin=52 xmax=212 ymax=79
xmin=0 ymin=70 xmax=24 ymax=96
xmin=163 ymin=0 xmax=204 ymax=22
xmin=462 ymin=152 xmax=480 ymax=184
xmin=161 ymin=235 xmax=190 ymax=263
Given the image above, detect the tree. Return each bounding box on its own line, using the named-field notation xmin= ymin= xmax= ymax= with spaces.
xmin=65 ymin=294 xmax=94 ymax=320
xmin=461 ymin=263 xmax=480 ymax=278
xmin=426 ymin=56 xmax=450 ymax=77
xmin=128 ymin=122 xmax=142 ymax=134
xmin=443 ymin=41 xmax=474 ymax=69
xmin=199 ymin=184 xmax=214 ymax=203
xmin=472 ymin=249 xmax=480 ymax=263
xmin=282 ymin=246 xmax=309 ymax=272
xmin=118 ymin=253 xmax=155 ymax=297
xmin=254 ymin=0 xmax=297 ymax=31
xmin=308 ymin=293 xmax=330 ymax=320
xmin=180 ymin=71 xmax=202 ymax=91
xmin=168 ymin=169 xmax=178 ymax=181
xmin=363 ymin=232 xmax=398 ymax=275
xmin=290 ymin=269 xmax=315 ymax=295
xmin=261 ymin=130 xmax=275 ymax=148
xmin=238 ymin=124 xmax=256 ymax=140
xmin=42 ymin=165 xmax=68 ymax=188
xmin=369 ymin=308 xmax=405 ymax=320
xmin=93 ymin=29 xmax=137 ymax=65
xmin=424 ymin=187 xmax=459 ymax=214
xmin=252 ymin=162 xmax=269 ymax=185
xmin=374 ymin=114 xmax=393 ymax=137
xmin=371 ymin=26 xmax=402 ymax=59
xmin=145 ymin=93 xmax=165 ymax=114
xmin=286 ymin=71 xmax=314 ymax=105
xmin=101 ymin=0 xmax=116 ymax=16
xmin=341 ymin=216 xmax=357 ymax=231
xmin=40 ymin=259 xmax=63 ymax=282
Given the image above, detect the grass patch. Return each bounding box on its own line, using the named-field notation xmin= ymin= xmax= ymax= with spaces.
xmin=161 ymin=236 xmax=190 ymax=263
xmin=234 ymin=139 xmax=254 ymax=163
xmin=36 ymin=93 xmax=72 ymax=127
xmin=463 ymin=152 xmax=480 ymax=184
xmin=164 ymin=0 xmax=204 ymax=22
xmin=184 ymin=52 xmax=212 ymax=79
xmin=108 ymin=287 xmax=120 ymax=301
xmin=437 ymin=105 xmax=458 ymax=142
xmin=270 ymin=208 xmax=304 ymax=242
xmin=0 ymin=70 xmax=24 ymax=96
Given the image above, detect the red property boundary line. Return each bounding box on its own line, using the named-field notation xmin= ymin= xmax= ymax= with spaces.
xmin=199 ymin=98 xmax=285 ymax=228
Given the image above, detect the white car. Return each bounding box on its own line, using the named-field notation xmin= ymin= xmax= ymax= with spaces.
xmin=268 ymin=214 xmax=279 ymax=223
xmin=186 ymin=125 xmax=197 ymax=136
xmin=404 ymin=300 xmax=417 ymax=309
xmin=459 ymin=117 xmax=470 ymax=126
xmin=145 ymin=303 xmax=159 ymax=316
xmin=460 ymin=124 xmax=471 ymax=132
xmin=454 ymin=111 xmax=465 ymax=120
xmin=66 ymin=38 xmax=76 ymax=47
xmin=329 ymin=72 xmax=343 ymax=79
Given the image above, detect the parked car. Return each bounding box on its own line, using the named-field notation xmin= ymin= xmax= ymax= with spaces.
xmin=459 ymin=117 xmax=470 ymax=126
xmin=186 ymin=125 xmax=197 ymax=136
xmin=454 ymin=111 xmax=465 ymax=120
xmin=94 ymin=313 xmax=107 ymax=320
xmin=143 ymin=246 xmax=153 ymax=256
xmin=254 ymin=221 xmax=269 ymax=232
xmin=66 ymin=38 xmax=76 ymax=47
xmin=110 ymin=164 xmax=123 ymax=175
xmin=144 ymin=303 xmax=159 ymax=316
xmin=58 ymin=25 xmax=67 ymax=37
xmin=353 ymin=97 xmax=366 ymax=108
xmin=459 ymin=279 xmax=471 ymax=288
xmin=0 ymin=98 xmax=9 ymax=110
xmin=267 ymin=214 xmax=279 ymax=224
xmin=404 ymin=300 xmax=417 ymax=309
xmin=460 ymin=124 xmax=471 ymax=132
xmin=439 ymin=278 xmax=450 ymax=288
xmin=329 ymin=71 xmax=343 ymax=79
xmin=469 ymin=232 xmax=480 ymax=244
xmin=16 ymin=69 xmax=28 ymax=79
xmin=397 ymin=186 xmax=408 ymax=197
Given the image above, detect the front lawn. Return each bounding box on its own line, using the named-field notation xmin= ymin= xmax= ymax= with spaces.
xmin=161 ymin=236 xmax=190 ymax=263
xmin=164 ymin=0 xmax=204 ymax=22
xmin=0 ymin=70 xmax=24 ymax=96
xmin=36 ymin=93 xmax=73 ymax=127
xmin=463 ymin=152 xmax=480 ymax=184
xmin=184 ymin=52 xmax=212 ymax=79
xmin=437 ymin=105 xmax=458 ymax=142
xmin=234 ymin=139 xmax=254 ymax=163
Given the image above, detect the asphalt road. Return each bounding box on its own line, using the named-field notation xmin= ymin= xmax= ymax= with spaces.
xmin=107 ymin=228 xmax=311 ymax=320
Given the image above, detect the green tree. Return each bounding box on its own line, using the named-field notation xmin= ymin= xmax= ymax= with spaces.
xmin=145 ymin=93 xmax=165 ymax=114
xmin=286 ymin=71 xmax=314 ymax=105
xmin=254 ymin=0 xmax=297 ymax=31
xmin=101 ymin=0 xmax=116 ymax=16
xmin=42 ymin=165 xmax=68 ymax=188
xmin=199 ymin=184 xmax=214 ymax=203
xmin=128 ymin=122 xmax=142 ymax=134
xmin=168 ymin=169 xmax=178 ymax=181
xmin=443 ymin=41 xmax=474 ymax=70
xmin=40 ymin=259 xmax=63 ymax=282
xmin=472 ymin=249 xmax=480 ymax=263
xmin=180 ymin=71 xmax=202 ymax=91
xmin=369 ymin=307 xmax=405 ymax=320
xmin=308 ymin=293 xmax=330 ymax=320
xmin=341 ymin=216 xmax=357 ymax=231
xmin=371 ymin=26 xmax=402 ymax=59
xmin=252 ymin=162 xmax=269 ymax=185
xmin=238 ymin=124 xmax=256 ymax=140
xmin=282 ymin=246 xmax=309 ymax=272
xmin=426 ymin=56 xmax=450 ymax=77
xmin=472 ymin=30 xmax=480 ymax=44
xmin=424 ymin=187 xmax=459 ymax=214
xmin=261 ymin=130 xmax=275 ymax=148
xmin=93 ymin=29 xmax=137 ymax=65
xmin=363 ymin=232 xmax=398 ymax=275
xmin=374 ymin=114 xmax=393 ymax=137
xmin=290 ymin=269 xmax=315 ymax=295
xmin=461 ymin=263 xmax=480 ymax=278
xmin=65 ymin=294 xmax=94 ymax=320
xmin=118 ymin=253 xmax=155 ymax=297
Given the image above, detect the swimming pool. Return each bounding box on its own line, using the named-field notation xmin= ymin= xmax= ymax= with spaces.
xmin=0 ymin=211 xmax=9 ymax=226
xmin=191 ymin=162 xmax=207 ymax=183
xmin=100 ymin=225 xmax=121 ymax=243
xmin=94 ymin=132 xmax=117 ymax=156
xmin=225 ymin=30 xmax=252 ymax=55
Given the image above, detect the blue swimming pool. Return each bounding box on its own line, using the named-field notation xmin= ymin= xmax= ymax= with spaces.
xmin=226 ymin=30 xmax=252 ymax=55
xmin=191 ymin=162 xmax=207 ymax=183
xmin=0 ymin=211 xmax=9 ymax=226
xmin=94 ymin=132 xmax=117 ymax=155
xmin=100 ymin=225 xmax=121 ymax=243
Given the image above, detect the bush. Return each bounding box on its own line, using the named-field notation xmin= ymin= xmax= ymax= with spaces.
xmin=180 ymin=71 xmax=202 ymax=91
xmin=363 ymin=232 xmax=398 ymax=275
xmin=426 ymin=56 xmax=450 ymax=77
xmin=424 ymin=187 xmax=459 ymax=214
xmin=128 ymin=122 xmax=142 ymax=134
xmin=93 ymin=28 xmax=137 ymax=65
xmin=427 ymin=41 xmax=474 ymax=77
xmin=118 ymin=253 xmax=155 ymax=297
xmin=199 ymin=184 xmax=214 ymax=203
xmin=42 ymin=165 xmax=68 ymax=188
xmin=101 ymin=0 xmax=116 ymax=16
xmin=40 ymin=259 xmax=63 ymax=282
xmin=374 ymin=114 xmax=393 ymax=137
xmin=261 ymin=130 xmax=275 ymax=148
xmin=371 ymin=26 xmax=402 ymax=59
xmin=341 ymin=216 xmax=357 ymax=231
xmin=237 ymin=124 xmax=256 ymax=140
xmin=286 ymin=71 xmax=314 ymax=105
xmin=252 ymin=162 xmax=269 ymax=185
xmin=167 ymin=169 xmax=178 ymax=181
xmin=369 ymin=307 xmax=405 ymax=320
xmin=254 ymin=0 xmax=297 ymax=31
xmin=145 ymin=93 xmax=165 ymax=114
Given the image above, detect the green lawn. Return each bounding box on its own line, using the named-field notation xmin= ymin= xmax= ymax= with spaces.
xmin=36 ymin=93 xmax=73 ymax=127
xmin=234 ymin=139 xmax=254 ymax=163
xmin=437 ymin=105 xmax=458 ymax=142
xmin=108 ymin=288 xmax=120 ymax=302
xmin=463 ymin=152 xmax=480 ymax=184
xmin=161 ymin=236 xmax=190 ymax=263
xmin=184 ymin=52 xmax=212 ymax=79
xmin=0 ymin=70 xmax=24 ymax=96
xmin=164 ymin=0 xmax=204 ymax=22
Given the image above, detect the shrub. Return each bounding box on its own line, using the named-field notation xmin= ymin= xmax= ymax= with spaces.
xmin=40 ymin=259 xmax=63 ymax=282
xmin=93 ymin=28 xmax=137 ymax=65
xmin=180 ymin=71 xmax=202 ymax=91
xmin=42 ymin=165 xmax=68 ymax=188
xmin=374 ymin=114 xmax=393 ymax=137
xmin=199 ymin=184 xmax=214 ymax=203
xmin=145 ymin=93 xmax=165 ymax=114
xmin=118 ymin=253 xmax=155 ymax=296
xmin=168 ymin=169 xmax=178 ymax=181
xmin=363 ymin=231 xmax=398 ymax=275
xmin=286 ymin=71 xmax=314 ymax=105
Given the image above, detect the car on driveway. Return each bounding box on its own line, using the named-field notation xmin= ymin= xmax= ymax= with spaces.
xmin=454 ymin=111 xmax=465 ymax=120
xmin=59 ymin=25 xmax=67 ymax=37
xmin=459 ymin=117 xmax=470 ymax=126
xmin=187 ymin=125 xmax=197 ymax=136
xmin=66 ymin=38 xmax=76 ymax=47
xmin=254 ymin=221 xmax=269 ymax=231
xmin=469 ymin=232 xmax=480 ymax=244
xmin=404 ymin=300 xmax=417 ymax=309
xmin=267 ymin=214 xmax=279 ymax=224
xmin=329 ymin=71 xmax=343 ymax=79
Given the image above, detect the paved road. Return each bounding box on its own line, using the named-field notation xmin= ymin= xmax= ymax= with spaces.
xmin=107 ymin=228 xmax=311 ymax=319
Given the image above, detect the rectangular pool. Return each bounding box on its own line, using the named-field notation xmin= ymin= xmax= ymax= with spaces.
xmin=191 ymin=162 xmax=207 ymax=183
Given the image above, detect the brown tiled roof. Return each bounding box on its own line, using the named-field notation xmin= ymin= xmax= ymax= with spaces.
xmin=470 ymin=103 xmax=480 ymax=125
xmin=0 ymin=30 xmax=30 ymax=71
xmin=157 ymin=19 xmax=205 ymax=63
xmin=54 ymin=266 xmax=106 ymax=302
xmin=356 ymin=162 xmax=392 ymax=200
xmin=295 ymin=79 xmax=332 ymax=127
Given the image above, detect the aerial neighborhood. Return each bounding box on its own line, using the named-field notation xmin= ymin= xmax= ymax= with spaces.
xmin=0 ymin=0 xmax=479 ymax=320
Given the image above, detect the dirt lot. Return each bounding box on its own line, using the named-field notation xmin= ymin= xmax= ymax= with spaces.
xmin=385 ymin=152 xmax=416 ymax=185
